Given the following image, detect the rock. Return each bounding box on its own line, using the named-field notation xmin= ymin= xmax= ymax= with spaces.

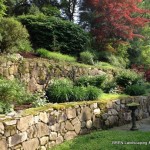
xmin=107 ymin=116 xmax=118 ymax=126
xmin=64 ymin=131 xmax=77 ymax=141
xmin=49 ymin=116 xmax=56 ymax=126
xmin=90 ymin=103 xmax=98 ymax=109
xmin=106 ymin=102 xmax=113 ymax=109
xmin=50 ymin=123 xmax=60 ymax=132
xmin=27 ymin=125 xmax=37 ymax=139
xmin=8 ymin=132 xmax=27 ymax=147
xmin=86 ymin=120 xmax=92 ymax=129
xmin=102 ymin=113 xmax=108 ymax=120
xmin=22 ymin=138 xmax=39 ymax=150
xmin=65 ymin=121 xmax=74 ymax=131
xmin=39 ymin=112 xmax=49 ymax=123
xmin=57 ymin=113 xmax=67 ymax=123
xmin=4 ymin=120 xmax=17 ymax=126
xmin=0 ymin=138 xmax=7 ymax=150
xmin=40 ymin=136 xmax=49 ymax=145
xmin=48 ymin=141 xmax=56 ymax=148
xmin=4 ymin=125 xmax=16 ymax=137
xmin=111 ymin=109 xmax=118 ymax=115
xmin=34 ymin=116 xmax=39 ymax=124
xmin=56 ymin=136 xmax=64 ymax=144
xmin=81 ymin=121 xmax=86 ymax=128
xmin=40 ymin=146 xmax=46 ymax=150
xmin=94 ymin=108 xmax=101 ymax=115
xmin=36 ymin=122 xmax=49 ymax=137
xmin=79 ymin=107 xmax=92 ymax=121
xmin=74 ymin=122 xmax=81 ymax=134
xmin=66 ymin=108 xmax=76 ymax=119
xmin=93 ymin=117 xmax=101 ymax=129
xmin=50 ymin=132 xmax=57 ymax=141
xmin=17 ymin=115 xmax=34 ymax=132
xmin=71 ymin=117 xmax=80 ymax=125
xmin=0 ymin=122 xmax=4 ymax=134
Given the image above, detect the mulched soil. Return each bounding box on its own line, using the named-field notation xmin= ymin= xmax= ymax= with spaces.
xmin=19 ymin=52 xmax=39 ymax=58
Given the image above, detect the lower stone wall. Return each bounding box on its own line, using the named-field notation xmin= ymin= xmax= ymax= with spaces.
xmin=0 ymin=96 xmax=150 ymax=150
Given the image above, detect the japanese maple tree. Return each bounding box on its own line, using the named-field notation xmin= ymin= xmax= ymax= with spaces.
xmin=86 ymin=0 xmax=150 ymax=42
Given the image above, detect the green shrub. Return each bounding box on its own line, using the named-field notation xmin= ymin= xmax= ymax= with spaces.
xmin=116 ymin=70 xmax=143 ymax=87
xmin=75 ymin=75 xmax=106 ymax=88
xmin=46 ymin=79 xmax=73 ymax=103
xmin=46 ymin=78 xmax=102 ymax=103
xmin=0 ymin=17 xmax=32 ymax=53
xmin=125 ymin=84 xmax=146 ymax=96
xmin=70 ymin=86 xmax=87 ymax=101
xmin=86 ymin=86 xmax=102 ymax=100
xmin=80 ymin=51 xmax=94 ymax=65
xmin=0 ymin=78 xmax=34 ymax=113
xmin=37 ymin=48 xmax=76 ymax=62
xmin=101 ymin=79 xmax=118 ymax=93
xmin=18 ymin=15 xmax=89 ymax=55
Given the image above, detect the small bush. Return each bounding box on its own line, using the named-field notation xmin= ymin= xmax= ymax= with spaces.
xmin=0 ymin=78 xmax=34 ymax=113
xmin=37 ymin=48 xmax=76 ymax=62
xmin=46 ymin=78 xmax=102 ymax=103
xmin=80 ymin=51 xmax=94 ymax=65
xmin=101 ymin=79 xmax=118 ymax=93
xmin=0 ymin=17 xmax=32 ymax=53
xmin=125 ymin=84 xmax=146 ymax=96
xmin=75 ymin=75 xmax=106 ymax=88
xmin=86 ymin=86 xmax=102 ymax=100
xmin=70 ymin=86 xmax=87 ymax=101
xmin=116 ymin=70 xmax=143 ymax=88
xmin=46 ymin=79 xmax=73 ymax=103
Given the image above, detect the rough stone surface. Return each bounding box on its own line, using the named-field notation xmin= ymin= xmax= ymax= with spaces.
xmin=36 ymin=122 xmax=49 ymax=137
xmin=17 ymin=115 xmax=33 ymax=131
xmin=0 ymin=138 xmax=7 ymax=150
xmin=50 ymin=132 xmax=57 ymax=141
xmin=8 ymin=132 xmax=27 ymax=147
xmin=66 ymin=109 xmax=76 ymax=119
xmin=74 ymin=122 xmax=81 ymax=134
xmin=79 ymin=107 xmax=92 ymax=121
xmin=22 ymin=138 xmax=39 ymax=150
xmin=94 ymin=108 xmax=101 ymax=115
xmin=56 ymin=136 xmax=64 ymax=144
xmin=39 ymin=112 xmax=49 ymax=123
xmin=64 ymin=131 xmax=77 ymax=141
xmin=0 ymin=122 xmax=4 ymax=134
xmin=40 ymin=136 xmax=49 ymax=145
xmin=4 ymin=120 xmax=17 ymax=126
xmin=65 ymin=121 xmax=74 ymax=131
xmin=86 ymin=120 xmax=93 ymax=129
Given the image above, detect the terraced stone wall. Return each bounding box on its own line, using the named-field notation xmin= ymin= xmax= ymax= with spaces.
xmin=0 ymin=96 xmax=150 ymax=150
xmin=0 ymin=57 xmax=109 ymax=92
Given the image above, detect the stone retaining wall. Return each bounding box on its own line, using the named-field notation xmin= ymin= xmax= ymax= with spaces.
xmin=0 ymin=96 xmax=150 ymax=150
xmin=0 ymin=56 xmax=111 ymax=92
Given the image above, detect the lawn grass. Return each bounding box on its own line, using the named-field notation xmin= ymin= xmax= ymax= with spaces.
xmin=36 ymin=48 xmax=76 ymax=62
xmin=52 ymin=130 xmax=150 ymax=150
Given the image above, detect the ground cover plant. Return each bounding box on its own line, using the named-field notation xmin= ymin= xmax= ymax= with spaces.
xmin=52 ymin=130 xmax=150 ymax=150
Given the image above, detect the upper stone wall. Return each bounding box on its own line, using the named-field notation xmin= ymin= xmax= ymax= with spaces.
xmin=0 ymin=56 xmax=113 ymax=92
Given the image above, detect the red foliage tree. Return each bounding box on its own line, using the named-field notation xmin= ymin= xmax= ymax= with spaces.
xmin=86 ymin=0 xmax=150 ymax=42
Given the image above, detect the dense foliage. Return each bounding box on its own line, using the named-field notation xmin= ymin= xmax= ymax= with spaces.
xmin=46 ymin=78 xmax=102 ymax=103
xmin=0 ymin=17 xmax=31 ymax=53
xmin=18 ymin=15 xmax=89 ymax=55
xmin=0 ymin=78 xmax=34 ymax=113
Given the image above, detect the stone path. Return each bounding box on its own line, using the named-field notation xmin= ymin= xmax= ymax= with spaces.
xmin=111 ymin=117 xmax=150 ymax=131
